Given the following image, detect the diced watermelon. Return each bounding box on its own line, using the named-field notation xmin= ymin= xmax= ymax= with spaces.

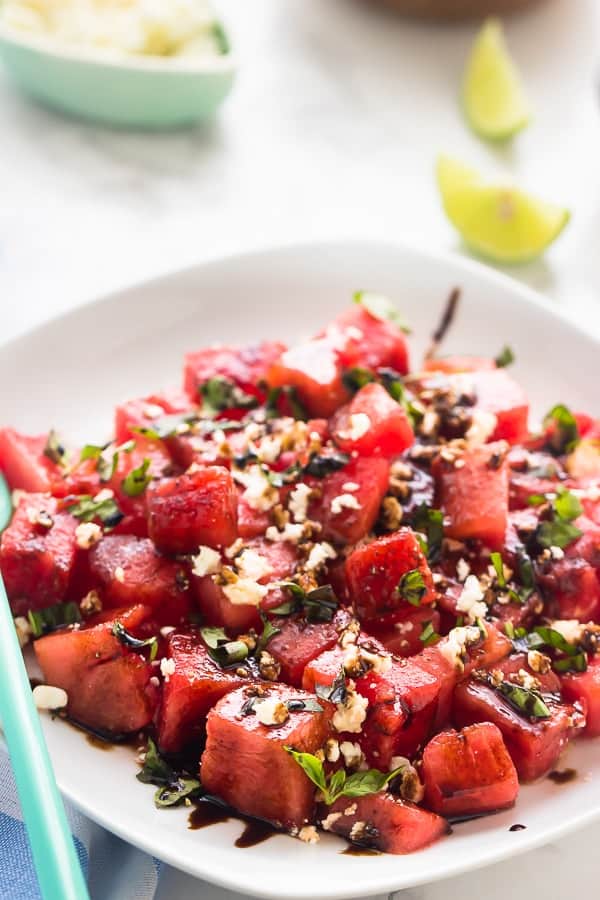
xmin=237 ymin=491 xmax=271 ymax=539
xmin=307 ymin=456 xmax=390 ymax=544
xmin=34 ymin=604 xmax=159 ymax=736
xmin=114 ymin=389 xmax=192 ymax=444
xmin=366 ymin=607 xmax=441 ymax=658
xmin=422 ymin=723 xmax=519 ymax=818
xmin=0 ymin=429 xmax=68 ymax=496
xmin=321 ymin=792 xmax=448 ymax=853
xmin=147 ymin=466 xmax=238 ymax=554
xmin=157 ymin=630 xmax=249 ymax=754
xmin=561 ymin=656 xmax=600 ymax=737
xmin=266 ymin=609 xmax=351 ymax=687
xmin=192 ymin=537 xmax=299 ymax=633
xmin=565 ymin=516 xmax=600 ymax=570
xmin=325 ymin=304 xmax=410 ymax=376
xmin=267 ymin=338 xmax=350 ymax=418
xmin=537 ymin=558 xmax=600 ymax=622
xmin=109 ymin=436 xmax=174 ymax=534
xmin=184 ymin=342 xmax=286 ymax=406
xmin=507 ymin=448 xmax=566 ymax=510
xmin=89 ymin=535 xmax=191 ymax=625
xmin=433 ymin=441 xmax=509 ymax=549
xmin=453 ymin=679 xmax=584 ymax=781
xmin=469 ymin=370 xmax=529 ymax=445
xmin=201 ymin=684 xmax=332 ymax=830
xmin=331 ymin=383 xmax=413 ymax=459
xmin=345 ymin=529 xmax=436 ymax=621
xmin=422 ymin=356 xmax=496 ymax=374
xmin=0 ymin=494 xmax=78 ymax=615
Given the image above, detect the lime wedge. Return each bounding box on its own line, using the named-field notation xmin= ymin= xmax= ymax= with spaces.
xmin=463 ymin=18 xmax=530 ymax=141
xmin=437 ymin=156 xmax=570 ymax=264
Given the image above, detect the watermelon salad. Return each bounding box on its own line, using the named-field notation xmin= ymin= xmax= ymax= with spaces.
xmin=2 ymin=290 xmax=600 ymax=855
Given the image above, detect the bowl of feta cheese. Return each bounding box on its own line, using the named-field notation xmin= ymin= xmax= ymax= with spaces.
xmin=0 ymin=0 xmax=236 ymax=127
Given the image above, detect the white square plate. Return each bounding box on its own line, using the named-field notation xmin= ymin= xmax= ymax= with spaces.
xmin=1 ymin=240 xmax=599 ymax=900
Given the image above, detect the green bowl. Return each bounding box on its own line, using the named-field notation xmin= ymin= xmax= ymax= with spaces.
xmin=0 ymin=22 xmax=236 ymax=128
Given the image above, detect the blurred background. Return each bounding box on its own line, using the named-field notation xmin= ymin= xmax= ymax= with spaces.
xmin=2 ymin=0 xmax=600 ymax=343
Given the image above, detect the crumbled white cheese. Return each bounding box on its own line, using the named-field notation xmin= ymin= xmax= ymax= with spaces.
xmin=456 ymin=558 xmax=471 ymax=582
xmin=342 ymin=481 xmax=360 ymax=492
xmin=114 ymin=566 xmax=125 ymax=583
xmin=341 ymin=413 xmax=371 ymax=442
xmin=265 ymin=523 xmax=305 ymax=544
xmin=235 ymin=549 xmax=273 ymax=582
xmin=191 ymin=545 xmax=222 ymax=577
xmin=224 ymin=538 xmax=244 ymax=559
xmin=343 ymin=803 xmax=357 ymax=816
xmin=456 ymin=575 xmax=487 ymax=624
xmin=222 ymin=578 xmax=269 ymax=607
xmin=339 ymin=741 xmax=364 ymax=769
xmin=298 ymin=825 xmax=320 ymax=844
xmin=160 ymin=658 xmax=176 ymax=682
xmin=75 ymin=521 xmax=102 ymax=550
xmin=349 ymin=822 xmax=368 ymax=841
xmin=439 ymin=625 xmax=483 ymax=673
xmin=516 ymin=668 xmax=540 ymax=691
xmin=255 ymin=435 xmax=282 ymax=464
xmin=288 ymin=483 xmax=313 ymax=523
xmin=93 ymin=488 xmax=114 ymax=503
xmin=80 ymin=589 xmax=102 ymax=615
xmin=324 ymin=738 xmax=340 ymax=763
xmin=550 ymin=619 xmax=584 ymax=645
xmin=14 ymin=616 xmax=32 ymax=648
xmin=394 ymin=620 xmax=414 ymax=635
xmin=321 ymin=811 xmax=342 ymax=831
xmin=550 ymin=545 xmax=565 ymax=560
xmin=359 ymin=645 xmax=392 ymax=675
xmin=33 ymin=684 xmax=68 ymax=710
xmin=141 ymin=402 xmax=164 ymax=419
xmin=465 ymin=409 xmax=498 ymax=445
xmin=235 ymin=465 xmax=279 ymax=512
xmin=333 ymin=686 xmax=368 ymax=734
xmin=305 ymin=542 xmax=337 ymax=571
xmin=254 ymin=697 xmax=289 ymax=726
xmin=330 ymin=493 xmax=361 ymax=516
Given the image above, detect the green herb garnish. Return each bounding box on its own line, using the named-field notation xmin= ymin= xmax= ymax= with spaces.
xmin=285 ymin=748 xmax=405 ymax=805
xmin=137 ymin=738 xmax=203 ymax=808
xmin=398 ymin=569 xmax=427 ymax=607
xmin=353 ymin=291 xmax=411 ymax=334
xmin=420 ymin=620 xmax=440 ymax=647
xmin=200 ymin=376 xmax=257 ymax=415
xmin=543 ymin=404 xmax=579 ymax=455
xmin=342 ymin=368 xmax=375 ymax=394
xmin=43 ymin=430 xmax=69 ymax=467
xmin=112 ymin=621 xmax=158 ymax=661
xmin=303 ymin=452 xmax=350 ymax=478
xmin=315 ymin=668 xmax=348 ymax=705
xmin=496 ymin=681 xmax=551 ymax=720
xmin=495 ymin=346 xmax=515 ymax=368
xmin=255 ymin=614 xmax=280 ymax=656
xmin=270 ymin=583 xmax=339 ymax=623
xmin=412 ymin=505 xmax=444 ymax=564
xmin=67 ymin=494 xmax=124 ymax=528
xmin=27 ymin=601 xmax=81 ymax=638
xmin=122 ymin=459 xmax=152 ymax=497
xmin=200 ymin=626 xmax=249 ymax=667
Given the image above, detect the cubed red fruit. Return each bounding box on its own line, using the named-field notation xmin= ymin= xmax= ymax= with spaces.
xmin=147 ymin=466 xmax=237 ymax=554
xmin=326 ymin=304 xmax=410 ymax=376
xmin=267 ymin=337 xmax=350 ymax=418
xmin=561 ymin=656 xmax=600 ymax=737
xmin=422 ymin=356 xmax=496 ymax=374
xmin=307 ymin=456 xmax=390 ymax=545
xmin=422 ymin=723 xmax=519 ymax=819
xmin=192 ymin=537 xmax=299 ymax=633
xmin=322 ymin=792 xmax=448 ymax=853
xmin=331 ymin=383 xmax=413 ymax=459
xmin=537 ymin=558 xmax=600 ymax=622
xmin=89 ymin=535 xmax=191 ymax=625
xmin=184 ymin=342 xmax=286 ymax=406
xmin=0 ymin=429 xmax=68 ymax=496
xmin=453 ymin=678 xmax=584 ymax=781
xmin=433 ymin=441 xmax=509 ymax=550
xmin=0 ymin=494 xmax=78 ymax=615
xmin=469 ymin=370 xmax=529 ymax=445
xmin=114 ymin=390 xmax=192 ymax=444
xmin=201 ymin=685 xmax=332 ymax=830
xmin=345 ymin=529 xmax=436 ymax=621
xmin=366 ymin=607 xmax=442 ymax=658
xmin=157 ymin=631 xmax=248 ymax=754
xmin=267 ymin=609 xmax=350 ymax=687
xmin=34 ymin=605 xmax=159 ymax=736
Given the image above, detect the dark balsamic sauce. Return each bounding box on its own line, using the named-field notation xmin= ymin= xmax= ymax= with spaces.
xmin=341 ymin=845 xmax=381 ymax=857
xmin=509 ymin=824 xmax=526 ymax=832
xmin=188 ymin=800 xmax=230 ymax=830
xmin=188 ymin=800 xmax=277 ymax=848
xmin=548 ymin=768 xmax=577 ymax=785
xmin=86 ymin=733 xmax=115 ymax=751
xmin=235 ymin=820 xmax=277 ymax=848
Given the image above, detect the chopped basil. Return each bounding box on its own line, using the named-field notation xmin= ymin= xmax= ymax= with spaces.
xmin=137 ymin=738 xmax=203 ymax=808
xmin=534 ymin=625 xmax=579 ymax=657
xmin=200 ymin=376 xmax=257 ymax=415
xmin=353 ymin=291 xmax=411 ymax=334
xmin=67 ymin=495 xmax=124 ymax=528
xmin=496 ymin=681 xmax=551 ymax=720
xmin=43 ymin=430 xmax=69 ymax=467
xmin=490 ymin=552 xmax=506 ymax=587
xmin=412 ymin=505 xmax=444 ymax=564
xmin=285 ymin=747 xmax=405 ymax=805
xmin=270 ymin=583 xmax=339 ymax=623
xmin=265 ymin=386 xmax=308 ymax=421
xmin=200 ymin=626 xmax=249 ymax=667
xmin=315 ymin=668 xmax=348 ymax=705
xmin=543 ymin=404 xmax=579 ymax=455
xmin=27 ymin=601 xmax=81 ymax=638
xmin=552 ymin=653 xmax=588 ymax=674
xmin=554 ymin=487 xmax=583 ymax=522
xmin=303 ymin=452 xmax=350 ymax=478
xmin=80 ymin=443 xmax=109 ymax=462
xmin=112 ymin=621 xmax=158 ymax=661
xmin=133 ymin=411 xmax=199 ymax=440
xmin=242 ymin=696 xmax=324 ymax=716
xmin=529 ymin=625 xmax=589 ymax=674
xmin=420 ymin=620 xmax=440 ymax=647
xmin=378 ymin=368 xmax=424 ymax=426
xmin=255 ymin=614 xmax=280 ymax=655
xmin=342 ymin=368 xmax=375 ymax=394
xmin=398 ymin=569 xmax=427 ymax=607
xmin=495 ymin=346 xmax=515 ymax=368
xmin=527 ymin=494 xmax=547 ymax=507
xmin=122 ymin=458 xmax=152 ymax=497
xmin=537 ymin=519 xmax=582 ymax=550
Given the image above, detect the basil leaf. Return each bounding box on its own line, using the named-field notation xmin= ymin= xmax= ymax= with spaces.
xmin=44 ymin=430 xmax=69 ymax=467
xmin=136 ymin=738 xmax=173 ymax=785
xmin=412 ymin=505 xmax=444 ymax=564
xmin=338 ymin=766 xmax=404 ymax=800
xmin=490 ymin=552 xmax=506 ymax=587
xmin=265 ymin=386 xmax=308 ymax=421
xmin=122 ymin=458 xmax=152 ymax=497
xmin=554 ymin=487 xmax=583 ymax=523
xmin=303 ymin=585 xmax=339 ymax=623
xmin=353 ymin=291 xmax=411 ymax=334
xmin=256 ymin=615 xmax=280 ymax=655
xmin=133 ymin=411 xmax=200 ymax=440
xmin=315 ymin=668 xmax=348 ymax=705
xmin=200 ymin=626 xmax=248 ymax=667
xmin=552 ymin=653 xmax=588 ymax=674
xmin=495 ymin=346 xmax=515 ymax=368
xmin=200 ymin=376 xmax=257 ymax=415
xmin=303 ymin=452 xmax=350 ymax=478
xmin=398 ymin=568 xmax=427 ymax=607
xmin=534 ymin=626 xmax=579 ymax=657
xmin=112 ymin=621 xmax=158 ymax=660
xmin=154 ymin=778 xmax=203 ymax=808
xmin=497 ymin=681 xmax=551 ymax=720
xmin=517 ymin=553 xmax=535 ymax=589
xmin=67 ymin=494 xmax=124 ymax=528
xmin=136 ymin=737 xmax=203 ymax=808
xmin=536 ymin=519 xmax=582 ymax=550
xmin=80 ymin=443 xmax=109 ymax=462
xmin=342 ymin=368 xmax=375 ymax=394
xmin=286 ymin=698 xmax=324 ymax=713
xmin=543 ymin=404 xmax=579 ymax=454
xmin=284 ymin=748 xmax=327 ymax=794
xmin=420 ymin=620 xmax=440 ymax=647
xmin=27 ymin=601 xmax=81 ymax=638
xmin=327 ymin=768 xmax=347 ymax=802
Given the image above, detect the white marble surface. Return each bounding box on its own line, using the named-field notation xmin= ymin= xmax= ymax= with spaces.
xmin=2 ymin=0 xmax=600 ymax=897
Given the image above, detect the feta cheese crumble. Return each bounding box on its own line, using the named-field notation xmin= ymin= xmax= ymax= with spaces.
xmin=305 ymin=542 xmax=337 ymax=572
xmin=439 ymin=625 xmax=483 ymax=673
xmin=235 ymin=548 xmax=272 ymax=582
xmin=254 ymin=697 xmax=289 ymax=726
xmin=456 ymin=575 xmax=487 ymax=624
xmin=465 ymin=409 xmax=498 ymax=445
xmin=340 ymin=412 xmax=371 ymax=442
xmin=191 ymin=545 xmax=221 ymax=577
xmin=330 ymin=493 xmax=361 ymax=516
xmin=288 ymin=483 xmax=312 ymax=523
xmin=33 ymin=684 xmax=68 ymax=710
xmin=160 ymin=658 xmax=176 ymax=682
xmin=222 ymin=578 xmax=268 ymax=607
xmin=74 ymin=521 xmax=102 ymax=550
xmin=333 ymin=685 xmax=368 ymax=734
xmin=234 ymin=465 xmax=279 ymax=512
